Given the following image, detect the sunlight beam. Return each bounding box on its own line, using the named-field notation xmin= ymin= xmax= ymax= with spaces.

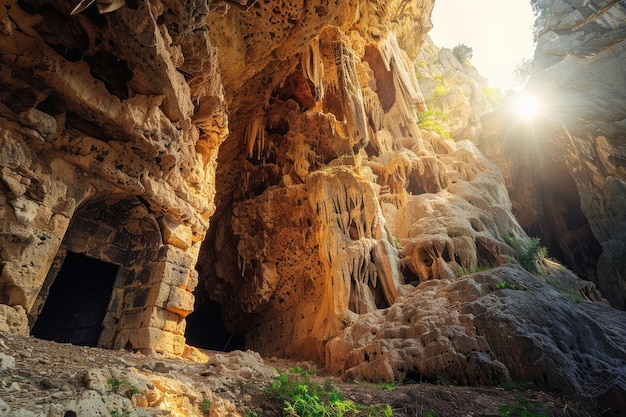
xmin=511 ymin=93 xmax=543 ymax=120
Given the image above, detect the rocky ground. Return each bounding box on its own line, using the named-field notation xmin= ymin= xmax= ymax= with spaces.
xmin=0 ymin=333 xmax=604 ymax=417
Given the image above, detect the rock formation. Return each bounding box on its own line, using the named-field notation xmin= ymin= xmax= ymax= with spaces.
xmin=0 ymin=0 xmax=225 ymax=359
xmin=480 ymin=0 xmax=626 ymax=309
xmin=1 ymin=0 xmax=625 ymax=414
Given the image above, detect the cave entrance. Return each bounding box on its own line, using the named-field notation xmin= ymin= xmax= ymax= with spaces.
xmin=185 ymin=299 xmax=244 ymax=352
xmin=32 ymin=252 xmax=118 ymax=347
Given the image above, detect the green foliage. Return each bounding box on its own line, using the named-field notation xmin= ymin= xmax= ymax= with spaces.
xmin=201 ymin=398 xmax=212 ymax=415
xmin=245 ymin=408 xmax=259 ymax=417
xmin=417 ymin=110 xmax=451 ymax=140
xmin=495 ymin=281 xmax=517 ymax=290
xmin=568 ymin=294 xmax=585 ymax=303
xmin=433 ymin=83 xmax=449 ymax=98
xmin=424 ymin=411 xmax=437 ymax=417
xmin=482 ymin=86 xmax=502 ymax=106
xmin=499 ymin=394 xmax=549 ymax=417
xmin=110 ymin=411 xmax=131 ymax=417
xmin=503 ymin=236 xmax=546 ymax=274
xmin=107 ymin=378 xmax=140 ymax=399
xmin=393 ymin=236 xmax=403 ymax=250
xmin=265 ymin=369 xmax=392 ymax=416
xmin=459 ymin=264 xmax=496 ymax=276
xmin=452 ymin=44 xmax=473 ymax=62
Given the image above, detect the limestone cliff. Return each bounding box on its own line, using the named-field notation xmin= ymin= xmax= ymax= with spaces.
xmin=0 ymin=0 xmax=625 ymax=415
xmin=480 ymin=0 xmax=626 ymax=309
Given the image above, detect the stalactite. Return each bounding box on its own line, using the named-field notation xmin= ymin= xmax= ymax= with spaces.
xmin=332 ymin=41 xmax=369 ymax=144
xmin=363 ymin=87 xmax=384 ymax=132
xmin=378 ymin=33 xmax=427 ymax=148
xmin=245 ymin=112 xmax=267 ymax=158
xmin=301 ymin=37 xmax=325 ymax=101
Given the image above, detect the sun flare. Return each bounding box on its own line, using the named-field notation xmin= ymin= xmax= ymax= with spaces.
xmin=511 ymin=93 xmax=543 ymax=120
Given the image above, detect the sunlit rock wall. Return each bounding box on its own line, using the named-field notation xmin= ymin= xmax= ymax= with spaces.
xmin=198 ymin=0 xmax=544 ymax=365
xmin=0 ymin=0 xmax=226 ymax=358
xmin=416 ymin=36 xmax=494 ymax=142
xmin=481 ymin=0 xmax=626 ymax=308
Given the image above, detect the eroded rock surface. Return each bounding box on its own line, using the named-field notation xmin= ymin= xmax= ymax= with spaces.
xmin=0 ymin=0 xmax=226 ymax=357
xmin=479 ymin=0 xmax=626 ymax=308
xmin=1 ymin=1 xmax=625 ymax=414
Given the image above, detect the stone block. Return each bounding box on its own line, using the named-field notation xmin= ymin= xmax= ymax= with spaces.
xmin=127 ymin=327 xmax=185 ymax=356
xmin=148 ymin=260 xmax=196 ymax=291
xmin=118 ymin=309 xmax=144 ymax=330
xmin=159 ymin=216 xmax=192 ymax=250
xmin=157 ymin=244 xmax=195 ymax=269
xmin=142 ymin=306 xmax=186 ymax=335
xmin=165 ymin=286 xmax=194 ymax=317
xmin=120 ymin=283 xmax=170 ymax=311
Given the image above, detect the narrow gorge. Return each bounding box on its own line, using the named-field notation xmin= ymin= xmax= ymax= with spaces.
xmin=0 ymin=0 xmax=625 ymax=416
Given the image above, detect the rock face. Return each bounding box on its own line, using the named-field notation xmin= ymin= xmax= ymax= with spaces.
xmin=0 ymin=0 xmax=226 ymax=358
xmin=1 ymin=0 xmax=626 ymax=414
xmin=416 ymin=36 xmax=494 ymax=142
xmin=480 ymin=0 xmax=626 ymax=308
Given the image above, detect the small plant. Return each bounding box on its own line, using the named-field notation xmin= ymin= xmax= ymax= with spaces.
xmin=107 ymin=378 xmax=140 ymax=399
xmin=499 ymin=394 xmax=549 ymax=417
xmin=496 ymin=281 xmax=516 ymax=290
xmin=393 ymin=236 xmax=403 ymax=250
xmin=459 ymin=264 xmax=496 ymax=276
xmin=265 ymin=368 xmax=392 ymax=416
xmin=424 ymin=411 xmax=437 ymax=417
xmin=569 ymin=294 xmax=585 ymax=303
xmin=382 ymin=381 xmax=398 ymax=390
xmin=503 ymin=235 xmax=546 ymax=274
xmin=244 ymin=409 xmax=259 ymax=417
xmin=433 ymin=83 xmax=449 ymax=98
xmin=200 ymin=398 xmax=212 ymax=415
xmin=237 ymin=379 xmax=248 ymax=393
xmin=417 ymin=110 xmax=451 ymax=140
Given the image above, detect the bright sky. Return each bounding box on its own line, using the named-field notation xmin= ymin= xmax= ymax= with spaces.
xmin=429 ymin=0 xmax=536 ymax=92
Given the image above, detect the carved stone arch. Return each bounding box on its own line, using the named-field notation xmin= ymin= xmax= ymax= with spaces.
xmin=29 ymin=196 xmax=196 ymax=356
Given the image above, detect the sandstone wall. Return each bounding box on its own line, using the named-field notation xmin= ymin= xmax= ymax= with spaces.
xmin=0 ymin=0 xmax=226 ymax=358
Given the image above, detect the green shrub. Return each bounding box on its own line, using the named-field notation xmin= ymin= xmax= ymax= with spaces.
xmin=503 ymin=236 xmax=546 ymax=274
xmin=201 ymin=398 xmax=212 ymax=415
xmin=452 ymin=44 xmax=473 ymax=62
xmin=495 ymin=281 xmax=516 ymax=290
xmin=417 ymin=110 xmax=451 ymax=140
xmin=265 ymin=368 xmax=392 ymax=416
xmin=499 ymin=394 xmax=548 ymax=417
xmin=107 ymin=378 xmax=140 ymax=399
xmin=433 ymin=83 xmax=449 ymax=98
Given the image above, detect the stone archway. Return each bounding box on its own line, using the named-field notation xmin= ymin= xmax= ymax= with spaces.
xmin=28 ymin=196 xmax=196 ymax=356
xmin=31 ymin=252 xmax=118 ymax=346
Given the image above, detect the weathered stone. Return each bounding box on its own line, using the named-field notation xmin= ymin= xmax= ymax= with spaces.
xmin=479 ymin=0 xmax=626 ymax=308
xmin=326 ymin=264 xmax=626 ymax=407
xmin=0 ymin=304 xmax=28 ymax=336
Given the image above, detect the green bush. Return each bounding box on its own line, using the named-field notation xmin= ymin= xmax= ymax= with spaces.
xmin=503 ymin=236 xmax=546 ymax=274
xmin=499 ymin=394 xmax=548 ymax=417
xmin=107 ymin=378 xmax=139 ymax=399
xmin=417 ymin=110 xmax=451 ymax=140
xmin=495 ymin=281 xmax=516 ymax=290
xmin=452 ymin=44 xmax=473 ymax=62
xmin=265 ymin=368 xmax=392 ymax=417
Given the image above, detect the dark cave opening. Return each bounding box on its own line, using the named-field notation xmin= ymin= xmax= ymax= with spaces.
xmin=32 ymin=252 xmax=117 ymax=347
xmin=185 ymin=299 xmax=244 ymax=352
